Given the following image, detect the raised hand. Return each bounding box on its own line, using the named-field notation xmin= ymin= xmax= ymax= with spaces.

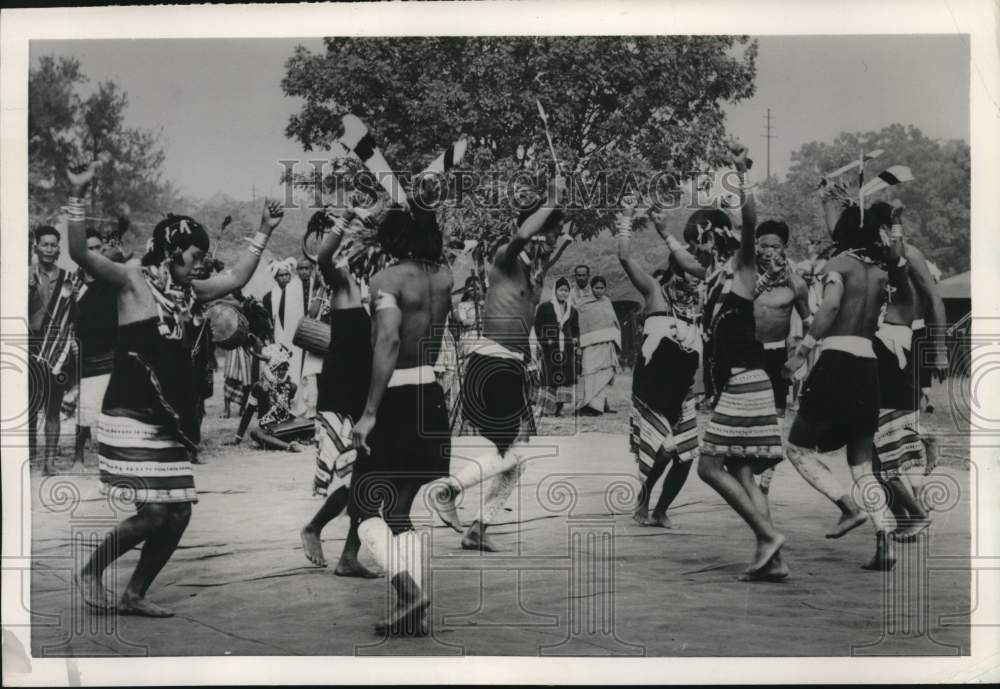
xmin=621 ymin=193 xmax=639 ymax=217
xmin=728 ymin=142 xmax=749 ymax=172
xmin=262 ymin=199 xmax=285 ymax=232
xmin=66 ymin=154 xmax=109 ymax=196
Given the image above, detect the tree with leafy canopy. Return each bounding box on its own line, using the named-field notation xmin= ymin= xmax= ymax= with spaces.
xmin=754 ymin=124 xmax=969 ymax=277
xmin=281 ymin=36 xmax=758 ymax=247
xmin=29 ymin=55 xmax=171 ymax=234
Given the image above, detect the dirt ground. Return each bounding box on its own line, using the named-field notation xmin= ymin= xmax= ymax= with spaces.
xmin=28 ymin=371 xmax=971 ymax=657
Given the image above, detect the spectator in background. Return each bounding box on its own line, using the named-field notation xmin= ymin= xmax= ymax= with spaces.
xmin=263 ymin=257 xmax=305 ymax=408
xmin=535 ymin=277 xmax=579 ymax=417
xmin=569 ymin=263 xmax=593 ymax=308
xmin=576 ymin=275 xmax=621 ymax=416
xmin=29 ymin=225 xmax=75 ymax=474
xmin=296 ymin=256 xmax=325 ymax=419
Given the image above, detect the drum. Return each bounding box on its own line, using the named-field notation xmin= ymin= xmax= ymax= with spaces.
xmin=205 ymin=302 xmax=249 ymax=350
xmin=293 ymin=317 xmax=330 ymax=355
xmin=266 ymin=416 xmax=316 ymax=443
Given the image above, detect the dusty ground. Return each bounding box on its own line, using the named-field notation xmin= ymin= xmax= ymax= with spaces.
xmin=28 ymin=370 xmax=971 ymax=657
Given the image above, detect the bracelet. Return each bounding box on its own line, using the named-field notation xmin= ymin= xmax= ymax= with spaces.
xmin=800 ymin=334 xmax=818 ymax=351
xmin=248 ymin=231 xmax=269 ymax=256
xmin=890 ymin=224 xmax=904 ymax=240
xmin=664 ymin=235 xmax=683 ymax=252
xmin=67 ymin=197 xmax=86 ymax=222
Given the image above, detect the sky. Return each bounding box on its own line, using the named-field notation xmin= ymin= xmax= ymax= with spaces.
xmin=31 ymin=35 xmax=969 ymax=201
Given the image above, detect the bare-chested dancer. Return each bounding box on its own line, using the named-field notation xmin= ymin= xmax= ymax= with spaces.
xmin=351 ymin=203 xmax=454 ymax=634
xmin=299 ymin=207 xmax=379 ymax=577
xmin=618 ymin=198 xmax=705 ymax=528
xmin=784 ymin=198 xmax=899 ymax=571
xmin=432 ymin=176 xmax=569 ymax=552
xmin=752 ymin=220 xmax=811 ymax=499
xmin=70 ymin=156 xmax=285 ymax=616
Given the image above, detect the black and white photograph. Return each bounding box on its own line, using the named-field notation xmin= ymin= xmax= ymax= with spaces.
xmin=1 ymin=1 xmax=997 ymax=685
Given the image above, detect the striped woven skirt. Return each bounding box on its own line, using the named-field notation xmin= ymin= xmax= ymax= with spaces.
xmin=875 ymin=408 xmax=925 ymax=479
xmin=97 ymin=411 xmax=198 ymax=504
xmin=630 ymin=394 xmax=699 ymax=474
xmin=313 ymin=411 xmax=356 ymax=497
xmin=223 ymin=347 xmax=252 ymax=405
xmin=701 ymin=369 xmax=784 ymax=472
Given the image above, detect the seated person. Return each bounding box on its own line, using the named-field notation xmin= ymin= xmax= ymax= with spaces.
xmin=232 ymin=343 xmax=314 ymax=451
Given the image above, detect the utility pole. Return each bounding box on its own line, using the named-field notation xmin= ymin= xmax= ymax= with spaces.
xmin=761 ymin=108 xmax=777 ymax=179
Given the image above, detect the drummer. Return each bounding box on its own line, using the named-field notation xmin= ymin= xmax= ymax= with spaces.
xmin=231 ymin=343 xmax=314 ymax=451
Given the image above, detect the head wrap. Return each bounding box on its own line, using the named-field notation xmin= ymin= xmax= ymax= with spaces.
xmin=268 ymin=257 xmax=296 ymax=278
xmin=260 ymin=342 xmax=293 ymax=383
xmin=682 ymin=209 xmax=739 ymax=263
xmin=142 ymin=214 xmax=210 ymax=267
xmin=550 ymin=277 xmax=572 ymax=353
xmin=755 ymin=220 xmax=790 ymax=245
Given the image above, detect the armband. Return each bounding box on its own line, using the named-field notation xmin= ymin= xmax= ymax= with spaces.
xmin=67 ymin=197 xmax=86 ymax=223
xmin=890 ymin=224 xmax=904 ymax=240
xmin=822 ymin=271 xmax=843 ymax=287
xmin=374 ymin=290 xmax=400 ymax=312
xmin=248 ymin=231 xmax=269 ymax=257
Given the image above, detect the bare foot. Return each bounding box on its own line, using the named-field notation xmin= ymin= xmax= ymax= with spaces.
xmin=76 ymin=571 xmax=114 ymax=611
xmin=825 ymin=510 xmax=868 ymax=539
xmin=632 ymin=505 xmax=649 ymax=526
xmin=747 ymin=533 xmax=786 ymax=574
xmin=738 ymin=555 xmax=789 ymax=582
xmin=462 ymin=528 xmax=501 ymax=552
xmin=288 ymin=441 xmax=305 ymax=453
xmin=861 ymin=533 xmax=896 ymax=571
xmin=894 ymin=516 xmax=932 ymax=542
xmin=118 ymin=594 xmax=174 ymax=618
xmin=646 ymin=511 xmax=675 ymax=529
xmin=334 ymin=556 xmax=380 ymax=579
xmin=375 ymin=596 xmax=431 ymax=636
xmin=431 ymin=483 xmax=463 ymax=533
xmin=300 ymin=527 xmax=327 ymax=567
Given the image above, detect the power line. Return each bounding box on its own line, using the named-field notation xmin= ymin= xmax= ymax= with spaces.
xmin=761 ymin=108 xmax=777 ymax=180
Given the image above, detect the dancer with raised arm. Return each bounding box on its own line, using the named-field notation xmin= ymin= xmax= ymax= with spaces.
xmin=698 ymin=144 xmax=788 ymax=580
xmin=300 ymin=206 xmax=379 ymax=578
xmin=70 ymin=156 xmax=285 ymax=616
xmin=617 ymin=196 xmax=705 ymax=528
xmin=433 ymin=176 xmax=569 ymax=552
